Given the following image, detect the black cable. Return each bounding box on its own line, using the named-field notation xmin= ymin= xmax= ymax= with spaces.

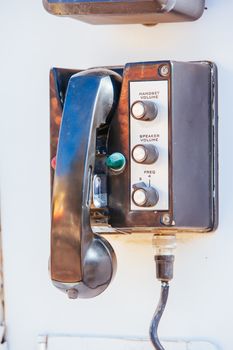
xmin=149 ymin=281 xmax=169 ymax=350
xmin=149 ymin=236 xmax=175 ymax=350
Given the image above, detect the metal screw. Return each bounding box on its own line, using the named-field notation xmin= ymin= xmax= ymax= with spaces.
xmin=159 ymin=64 xmax=170 ymax=77
xmin=67 ymin=288 xmax=78 ymax=299
xmin=161 ymin=214 xmax=172 ymax=226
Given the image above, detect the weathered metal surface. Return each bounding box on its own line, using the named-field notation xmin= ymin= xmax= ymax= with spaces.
xmin=43 ymin=0 xmax=205 ymax=25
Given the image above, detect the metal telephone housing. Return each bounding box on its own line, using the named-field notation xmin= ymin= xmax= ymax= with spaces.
xmin=50 ymin=61 xmax=218 ymax=298
xmin=43 ymin=0 xmax=206 ymax=25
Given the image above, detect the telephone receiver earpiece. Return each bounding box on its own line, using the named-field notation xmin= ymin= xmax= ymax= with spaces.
xmin=50 ymin=68 xmax=122 ymax=298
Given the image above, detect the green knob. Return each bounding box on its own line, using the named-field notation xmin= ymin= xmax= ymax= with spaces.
xmin=106 ymin=152 xmax=126 ymax=171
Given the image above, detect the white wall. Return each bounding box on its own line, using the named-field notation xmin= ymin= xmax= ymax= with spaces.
xmin=0 ymin=0 xmax=232 ymax=349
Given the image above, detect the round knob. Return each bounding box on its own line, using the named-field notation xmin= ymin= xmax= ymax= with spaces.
xmin=131 ymin=100 xmax=158 ymax=121
xmin=132 ymin=182 xmax=159 ymax=207
xmin=132 ymin=144 xmax=159 ymax=164
xmin=106 ymin=152 xmax=126 ymax=173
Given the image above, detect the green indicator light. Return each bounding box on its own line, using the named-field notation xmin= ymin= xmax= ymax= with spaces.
xmin=106 ymin=152 xmax=126 ymax=171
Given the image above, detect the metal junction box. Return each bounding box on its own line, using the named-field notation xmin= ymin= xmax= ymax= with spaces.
xmin=49 ymin=60 xmax=218 ymax=298
xmin=50 ymin=61 xmax=218 ymax=235
xmin=43 ymin=0 xmax=206 ymax=25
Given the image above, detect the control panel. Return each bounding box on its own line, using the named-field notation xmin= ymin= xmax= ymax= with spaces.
xmin=50 ymin=60 xmax=218 ymax=240
xmin=130 ymin=81 xmax=169 ymax=211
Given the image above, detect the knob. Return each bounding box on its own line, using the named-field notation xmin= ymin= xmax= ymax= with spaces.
xmin=132 ymin=182 xmax=159 ymax=207
xmin=106 ymin=152 xmax=126 ymax=173
xmin=131 ymin=100 xmax=158 ymax=121
xmin=132 ymin=144 xmax=159 ymax=164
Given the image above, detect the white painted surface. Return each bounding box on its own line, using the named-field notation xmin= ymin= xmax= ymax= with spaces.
xmin=0 ymin=0 xmax=231 ymax=350
xmin=0 ymin=344 xmax=8 ymax=350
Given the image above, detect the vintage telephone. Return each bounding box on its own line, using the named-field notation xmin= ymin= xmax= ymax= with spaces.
xmin=43 ymin=0 xmax=206 ymax=25
xmin=50 ymin=60 xmax=218 ymax=348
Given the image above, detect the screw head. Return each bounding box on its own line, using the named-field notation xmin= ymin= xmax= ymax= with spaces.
xmin=159 ymin=64 xmax=170 ymax=77
xmin=67 ymin=288 xmax=78 ymax=299
xmin=161 ymin=214 xmax=172 ymax=226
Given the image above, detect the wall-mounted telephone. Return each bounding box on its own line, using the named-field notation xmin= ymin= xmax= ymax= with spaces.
xmin=43 ymin=0 xmax=206 ymax=25
xmin=50 ymin=60 xmax=218 ymax=300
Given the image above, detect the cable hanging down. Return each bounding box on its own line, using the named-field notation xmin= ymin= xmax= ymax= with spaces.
xmin=150 ymin=281 xmax=169 ymax=350
xmin=149 ymin=235 xmax=176 ymax=350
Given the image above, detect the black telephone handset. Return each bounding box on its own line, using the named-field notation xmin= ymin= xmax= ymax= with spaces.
xmin=51 ymin=69 xmax=122 ymax=298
